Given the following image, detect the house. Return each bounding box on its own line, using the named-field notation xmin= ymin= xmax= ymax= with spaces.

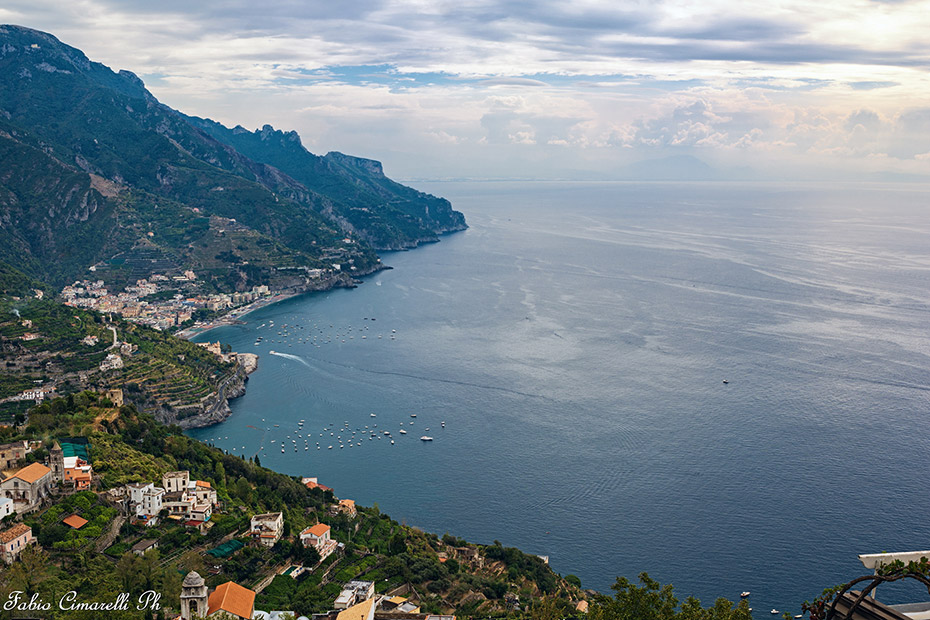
xmin=302 ymin=477 xmax=333 ymax=493
xmin=99 ymin=353 xmax=123 ymax=371
xmin=0 ymin=523 xmax=34 ymax=563
xmin=335 ymin=597 xmax=376 ymax=620
xmin=300 ymin=523 xmax=338 ymax=561
xmin=191 ymin=480 xmax=218 ymax=506
xmin=250 ymin=512 xmax=284 ymax=547
xmin=0 ymin=462 xmax=53 ymax=513
xmin=63 ymin=456 xmax=92 ymax=490
xmin=125 ymin=482 xmax=165 ymax=523
xmin=141 ymin=486 xmax=165 ymax=519
xmin=190 ymin=502 xmax=212 ymax=522
xmin=334 ymin=581 xmax=375 ymax=609
xmin=163 ymin=491 xmax=195 ymax=519
xmin=0 ymin=441 xmax=32 ymax=469
xmin=336 ymin=499 xmax=357 ymax=518
xmin=207 ymin=581 xmax=256 ymax=619
xmin=180 ymin=572 xmax=257 ymax=620
xmin=162 ymin=471 xmax=190 ymax=493
xmin=380 ymin=596 xmax=420 ymax=613
xmin=131 ymin=539 xmax=159 ymax=556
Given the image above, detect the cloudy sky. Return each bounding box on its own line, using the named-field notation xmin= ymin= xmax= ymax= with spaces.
xmin=4 ymin=0 xmax=930 ymax=179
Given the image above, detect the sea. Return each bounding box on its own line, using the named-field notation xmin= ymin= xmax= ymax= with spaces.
xmin=188 ymin=181 xmax=930 ymax=616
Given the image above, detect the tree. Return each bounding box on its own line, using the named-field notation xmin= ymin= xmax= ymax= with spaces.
xmin=588 ymin=574 xmax=751 ymax=620
xmin=389 ymin=532 xmax=407 ymax=555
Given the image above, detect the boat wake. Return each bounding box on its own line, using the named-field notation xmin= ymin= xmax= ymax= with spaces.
xmin=269 ymin=350 xmax=313 ymax=369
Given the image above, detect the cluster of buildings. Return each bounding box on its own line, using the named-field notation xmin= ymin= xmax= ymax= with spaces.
xmin=0 ymin=438 xmax=94 ymax=515
xmin=119 ymin=470 xmax=219 ymax=529
xmin=61 ymin=276 xmax=273 ymax=331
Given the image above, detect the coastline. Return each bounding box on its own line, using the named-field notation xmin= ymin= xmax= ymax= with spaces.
xmin=175 ymin=264 xmax=389 ymax=341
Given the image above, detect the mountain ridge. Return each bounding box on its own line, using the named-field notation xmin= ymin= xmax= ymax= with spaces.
xmin=0 ymin=24 xmax=465 ymax=289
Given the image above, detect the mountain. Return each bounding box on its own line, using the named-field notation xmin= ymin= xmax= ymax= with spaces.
xmin=0 ymin=25 xmax=465 ymax=289
xmin=186 ymin=119 xmax=467 ymax=249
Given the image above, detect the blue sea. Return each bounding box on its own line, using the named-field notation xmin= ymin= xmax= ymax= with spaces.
xmin=189 ymin=181 xmax=930 ymax=615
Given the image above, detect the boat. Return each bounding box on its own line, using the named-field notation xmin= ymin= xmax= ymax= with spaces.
xmin=371 ymin=413 xmax=376 ymax=417
xmin=740 ymin=592 xmax=750 ymax=598
xmin=723 ymin=379 xmax=729 ymax=384
xmin=771 ymin=611 xmax=778 ymax=615
xmin=399 ymin=430 xmax=407 ymax=435
xmin=390 ymin=440 xmax=395 ymax=445
xmin=420 ymin=436 xmax=433 ymax=441
xmin=410 ymin=414 xmax=417 ymax=418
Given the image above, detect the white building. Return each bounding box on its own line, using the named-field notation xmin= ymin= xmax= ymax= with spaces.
xmin=162 ymin=471 xmax=190 ymax=494
xmin=0 ymin=497 xmax=13 ymax=520
xmin=251 ymin=512 xmax=284 ymax=547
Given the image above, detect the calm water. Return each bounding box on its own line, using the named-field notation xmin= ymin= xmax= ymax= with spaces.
xmin=189 ymin=181 xmax=930 ymax=614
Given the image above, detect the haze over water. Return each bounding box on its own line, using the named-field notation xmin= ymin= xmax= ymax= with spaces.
xmin=190 ymin=181 xmax=930 ymax=615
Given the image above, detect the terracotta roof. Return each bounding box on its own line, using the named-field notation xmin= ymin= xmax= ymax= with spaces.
xmin=305 ymin=523 xmax=330 ymax=537
xmin=62 ymin=514 xmax=88 ymax=529
xmin=196 ymin=480 xmax=211 ymax=488
xmin=0 ymin=523 xmax=30 ymax=543
xmin=335 ymin=597 xmax=375 ymax=620
xmin=339 ymin=499 xmax=355 ymax=508
xmin=8 ymin=462 xmax=51 ymax=484
xmin=207 ymin=581 xmax=255 ymax=620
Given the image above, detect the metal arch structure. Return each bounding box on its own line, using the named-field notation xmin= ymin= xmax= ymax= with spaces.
xmin=822 ymin=571 xmax=930 ymax=620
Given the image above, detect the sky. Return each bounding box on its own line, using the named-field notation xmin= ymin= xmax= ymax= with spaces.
xmin=3 ymin=0 xmax=930 ymax=180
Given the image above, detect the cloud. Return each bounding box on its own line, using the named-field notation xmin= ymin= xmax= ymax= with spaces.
xmin=5 ymin=0 xmax=930 ymax=178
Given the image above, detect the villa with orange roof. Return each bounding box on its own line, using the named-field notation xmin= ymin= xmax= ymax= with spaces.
xmin=0 ymin=462 xmax=52 ymax=513
xmin=180 ymin=572 xmax=256 ymax=620
xmin=207 ymin=581 xmax=256 ymax=619
xmin=335 ymin=498 xmax=357 ymax=518
xmin=0 ymin=523 xmax=34 ymax=563
xmin=300 ymin=522 xmax=338 ymax=560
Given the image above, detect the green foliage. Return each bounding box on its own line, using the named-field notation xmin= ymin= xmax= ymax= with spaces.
xmin=588 ymin=574 xmax=752 ymax=620
xmin=484 ymin=541 xmax=558 ymax=593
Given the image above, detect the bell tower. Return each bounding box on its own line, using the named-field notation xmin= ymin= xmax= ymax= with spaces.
xmin=180 ymin=571 xmax=208 ymax=620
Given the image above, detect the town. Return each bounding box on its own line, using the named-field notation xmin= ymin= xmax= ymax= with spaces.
xmin=0 ymin=390 xmax=581 ymax=619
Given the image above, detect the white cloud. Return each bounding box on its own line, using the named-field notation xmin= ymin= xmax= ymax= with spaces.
xmin=5 ymin=0 xmax=930 ymax=178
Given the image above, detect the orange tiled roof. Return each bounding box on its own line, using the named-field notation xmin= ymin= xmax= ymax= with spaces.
xmin=339 ymin=499 xmax=355 ymax=508
xmin=305 ymin=523 xmax=330 ymax=537
xmin=196 ymin=480 xmax=211 ymax=488
xmin=206 ymin=581 xmax=255 ymax=620
xmin=336 ymin=596 xmax=375 ymax=620
xmin=8 ymin=462 xmax=51 ymax=484
xmin=0 ymin=523 xmax=30 ymax=544
xmin=62 ymin=514 xmax=88 ymax=529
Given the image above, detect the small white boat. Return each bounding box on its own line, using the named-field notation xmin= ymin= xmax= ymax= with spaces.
xmin=771 ymin=611 xmax=778 ymax=615
xmin=328 ymin=445 xmax=333 ymax=449
xmin=410 ymin=414 xmax=417 ymax=418
xmin=399 ymin=430 xmax=407 ymax=435
xmin=723 ymin=379 xmax=729 ymax=384
xmin=371 ymin=413 xmax=376 ymax=417
xmin=390 ymin=440 xmax=395 ymax=445
xmin=420 ymin=436 xmax=433 ymax=441
xmin=740 ymin=592 xmax=750 ymax=598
